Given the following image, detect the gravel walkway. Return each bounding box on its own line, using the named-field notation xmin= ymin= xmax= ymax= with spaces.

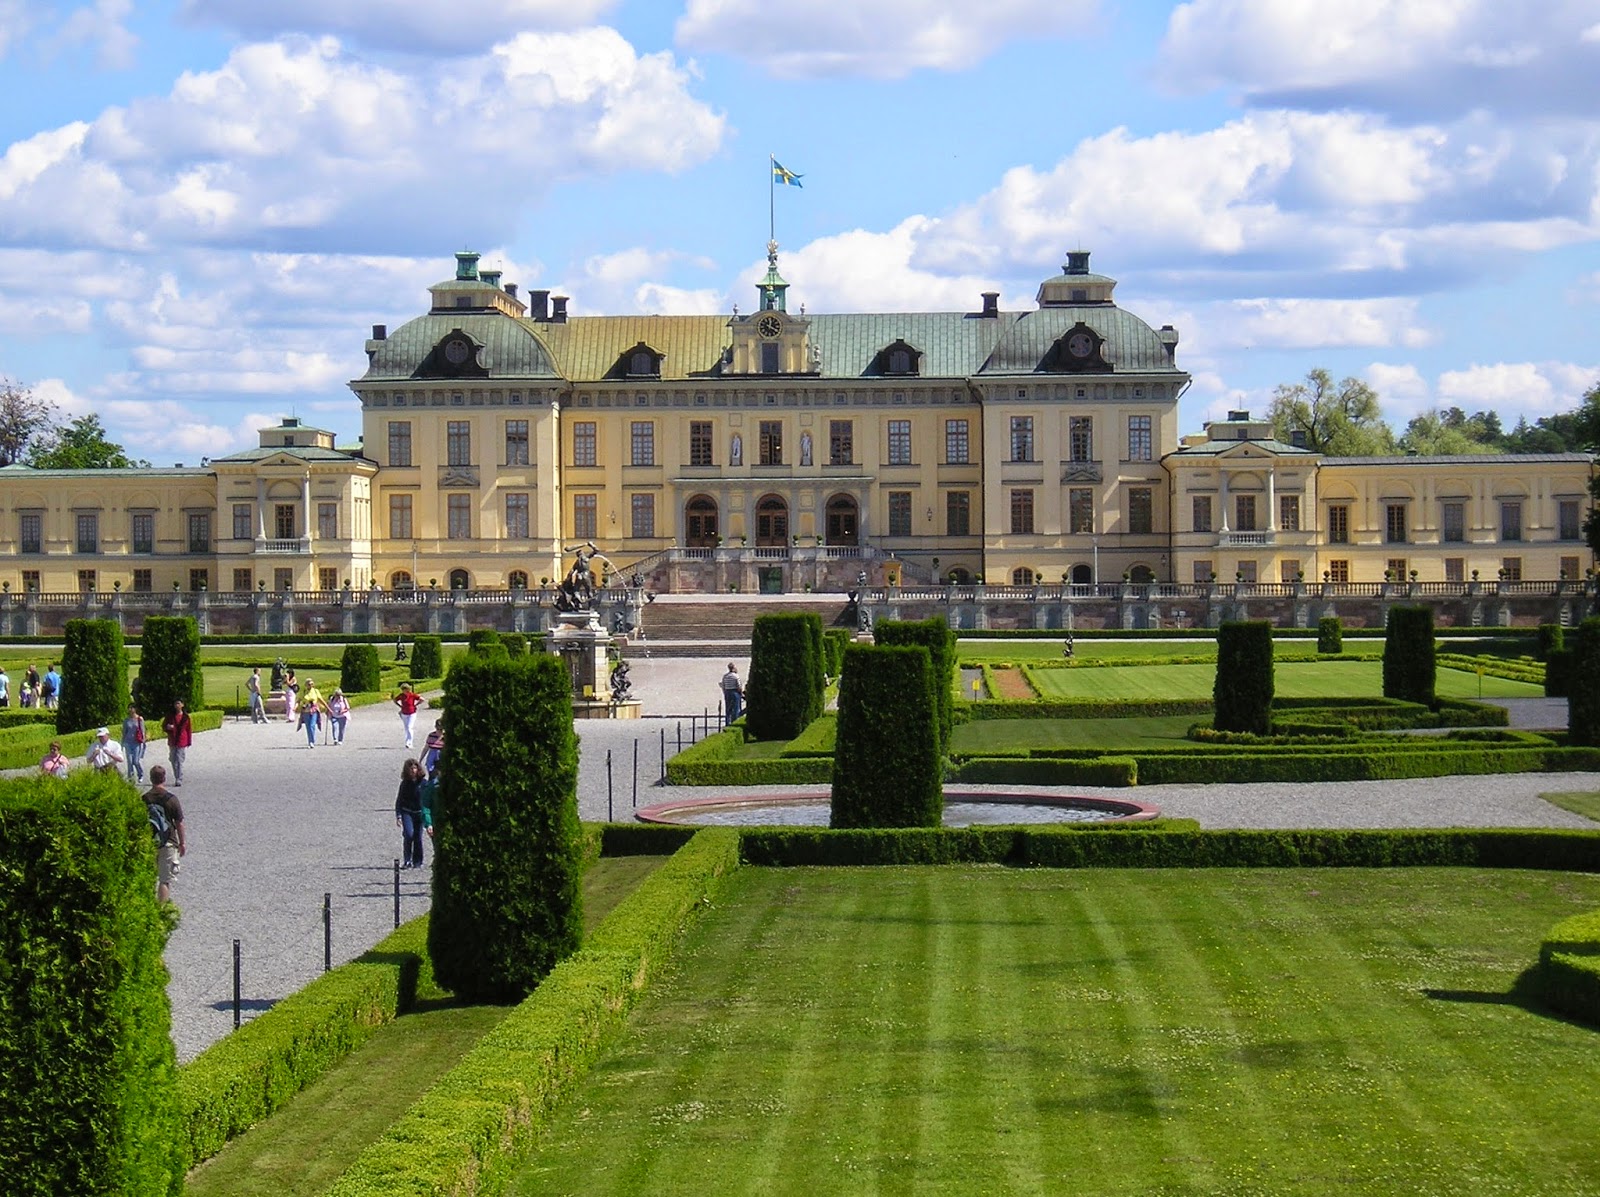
xmin=147 ymin=665 xmax=1591 ymax=1062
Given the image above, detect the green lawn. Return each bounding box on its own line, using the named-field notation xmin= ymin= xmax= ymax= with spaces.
xmin=955 ymin=640 xmax=1390 ymax=664
xmin=510 ymin=865 xmax=1600 ymax=1197
xmin=952 ymin=714 xmax=1198 ymax=752
xmin=1024 ymin=659 xmax=1542 ymax=701
xmin=183 ymin=854 xmax=665 ymax=1197
xmin=1542 ymin=792 xmax=1600 ymax=823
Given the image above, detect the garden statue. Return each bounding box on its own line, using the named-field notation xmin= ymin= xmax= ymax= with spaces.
xmin=555 ymin=542 xmax=600 ymax=613
xmin=609 ymin=659 xmax=633 ymax=704
xmin=270 ymin=657 xmax=287 ymax=691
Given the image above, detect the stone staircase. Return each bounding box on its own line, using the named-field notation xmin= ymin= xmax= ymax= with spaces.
xmin=625 ymin=594 xmax=855 ymax=658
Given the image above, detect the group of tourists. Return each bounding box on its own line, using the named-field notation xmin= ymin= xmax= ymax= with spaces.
xmin=244 ymin=665 xmax=354 ymax=747
xmin=40 ymin=698 xmax=191 ymax=785
xmin=0 ymin=662 xmax=62 ymax=709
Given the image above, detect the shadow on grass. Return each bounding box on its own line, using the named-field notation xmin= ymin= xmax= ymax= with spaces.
xmin=1423 ymin=967 xmax=1598 ymax=1032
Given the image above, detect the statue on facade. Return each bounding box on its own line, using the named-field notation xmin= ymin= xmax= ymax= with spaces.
xmin=800 ymin=430 xmax=813 ymax=466
xmin=555 ymin=542 xmax=599 ymax=613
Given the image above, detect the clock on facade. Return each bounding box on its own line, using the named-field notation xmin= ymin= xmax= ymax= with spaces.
xmin=757 ymin=314 xmax=782 ymax=339
xmin=1066 ymin=331 xmax=1095 ymax=359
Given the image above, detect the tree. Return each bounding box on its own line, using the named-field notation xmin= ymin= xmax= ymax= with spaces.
xmin=1398 ymin=409 xmax=1503 ymax=456
xmin=25 ymin=413 xmax=148 ymax=470
xmin=0 ymin=378 xmax=59 ymax=466
xmin=1268 ymin=368 xmax=1397 ymax=456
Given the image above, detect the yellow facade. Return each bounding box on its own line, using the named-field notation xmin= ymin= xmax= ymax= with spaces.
xmin=0 ymin=250 xmax=1589 ymax=595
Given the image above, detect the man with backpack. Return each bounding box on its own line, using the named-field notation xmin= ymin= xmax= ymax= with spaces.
xmin=145 ymin=765 xmax=185 ymax=904
xmin=41 ymin=663 xmax=60 ymax=709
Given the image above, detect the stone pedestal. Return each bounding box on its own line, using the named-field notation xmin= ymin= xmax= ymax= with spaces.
xmin=547 ymin=609 xmax=641 ymax=719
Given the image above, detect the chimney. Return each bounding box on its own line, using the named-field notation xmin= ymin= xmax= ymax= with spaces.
xmin=454 ymin=250 xmax=480 ymax=281
xmin=371 ymin=324 xmax=387 ymax=341
xmin=980 ymin=291 xmax=999 ymax=318
xmin=1065 ymin=250 xmax=1091 ymax=275
xmin=1227 ymin=409 xmax=1250 ymax=422
xmin=551 ymin=295 xmax=569 ymax=323
xmin=480 ymin=269 xmax=502 ymax=289
xmin=529 ymin=289 xmax=550 ymax=321
xmin=504 ymin=283 xmax=517 ymax=300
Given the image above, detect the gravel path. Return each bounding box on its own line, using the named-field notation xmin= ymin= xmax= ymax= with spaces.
xmin=149 ymin=665 xmax=1592 ymax=1062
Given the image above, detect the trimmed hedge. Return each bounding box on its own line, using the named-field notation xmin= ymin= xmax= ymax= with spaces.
xmin=1538 ymin=623 xmax=1566 ymax=661
xmin=136 ymin=616 xmax=204 ymax=720
xmin=1317 ymin=615 xmax=1343 ymax=654
xmin=338 ymin=643 xmax=382 ymax=694
xmin=1214 ymin=621 xmax=1274 ymax=735
xmin=664 ymin=728 xmax=834 ymax=785
xmin=1536 ymin=908 xmax=1600 ymax=1027
xmin=1570 ymin=619 xmax=1600 ymax=747
xmin=961 ymin=697 xmax=1215 ymax=721
xmin=1383 ymin=605 xmax=1436 ymax=705
xmin=502 ymin=632 xmax=529 ymax=658
xmin=0 ymin=771 xmax=181 ymax=1196
xmin=875 ymin=615 xmax=957 ymax=751
xmin=780 ymin=712 xmax=837 ymax=758
xmin=177 ymin=916 xmax=431 ymax=1172
xmin=430 ymin=653 xmax=583 ymax=1004
xmin=324 ymin=829 xmax=741 ymax=1197
xmin=1546 ymin=649 xmax=1573 ymax=698
xmin=831 ymin=643 xmax=942 ymax=829
xmin=467 ymin=628 xmax=507 ymax=660
xmin=58 ymin=617 xmax=131 ymax=735
xmin=823 ymin=628 xmax=850 ymax=677
xmin=952 ymin=755 xmax=1138 ymax=787
xmin=408 ymin=634 xmax=443 ymax=682
xmin=745 ymin=612 xmax=824 ymax=741
xmin=739 ymin=825 xmax=1600 ymax=871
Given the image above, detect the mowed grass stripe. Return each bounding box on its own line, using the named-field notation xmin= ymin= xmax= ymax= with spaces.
xmin=1026 ymin=659 xmax=1541 ymax=701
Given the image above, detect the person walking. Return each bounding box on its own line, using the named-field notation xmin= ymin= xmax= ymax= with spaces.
xmin=38 ymin=741 xmax=69 ymax=777
xmin=121 ymin=704 xmax=146 ymax=782
xmin=41 ymin=663 xmax=61 ymax=709
xmin=283 ymin=669 xmax=298 ymax=723
xmin=0 ymin=664 xmax=10 ymax=708
xmin=393 ymin=682 xmax=424 ymax=749
xmin=327 ymin=688 xmax=351 ymax=744
xmin=298 ymin=676 xmax=326 ymax=747
xmin=25 ymin=663 xmax=39 ymax=697
xmin=721 ymin=662 xmax=744 ymax=724
xmin=422 ymin=719 xmax=444 ymax=774
xmin=86 ymin=726 xmax=126 ymax=773
xmin=395 ymin=758 xmax=427 ymax=869
xmin=146 ymin=765 xmax=185 ymax=904
xmin=163 ymin=699 xmax=193 ymax=786
xmin=247 ymin=667 xmax=267 ymax=724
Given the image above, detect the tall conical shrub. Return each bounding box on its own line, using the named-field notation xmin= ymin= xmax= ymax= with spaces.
xmin=1213 ymin=620 xmax=1274 ymax=735
xmin=830 ymin=643 xmax=941 ymax=829
xmin=136 ymin=616 xmax=203 ymax=719
xmin=1383 ymin=605 xmax=1436 ymax=705
xmin=58 ymin=618 xmax=130 ymax=735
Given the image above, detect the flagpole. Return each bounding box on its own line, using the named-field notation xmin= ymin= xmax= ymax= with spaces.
xmin=769 ymin=153 xmax=775 ymax=244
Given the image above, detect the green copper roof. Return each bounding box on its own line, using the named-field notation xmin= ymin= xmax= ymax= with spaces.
xmin=361 ymin=312 xmax=560 ymax=382
xmin=535 ymin=316 xmax=732 ymax=381
xmin=210 ymin=445 xmax=372 ymax=465
xmin=807 ymin=312 xmax=1018 ymax=378
xmin=982 ymin=307 xmax=1182 ymax=375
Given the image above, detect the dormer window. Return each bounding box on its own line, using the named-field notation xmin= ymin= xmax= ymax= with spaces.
xmin=889 ymin=349 xmax=912 ymax=374
xmin=874 ymin=339 xmax=922 ymax=377
xmin=630 ymin=351 xmax=654 ymax=376
xmin=615 ymin=341 xmax=663 ymax=379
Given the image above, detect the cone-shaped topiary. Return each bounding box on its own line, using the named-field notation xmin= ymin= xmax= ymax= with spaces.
xmin=745 ymin=612 xmax=824 ymax=741
xmin=135 ymin=616 xmax=203 ymax=720
xmin=830 ymin=643 xmax=942 ymax=828
xmin=1317 ymin=615 xmax=1343 ymax=655
xmin=1383 ymin=605 xmax=1436 ymax=705
xmin=428 ymin=652 xmax=583 ymax=1003
xmin=57 ymin=618 xmax=131 ymax=735
xmin=339 ymin=643 xmax=381 ymax=694
xmin=874 ymin=615 xmax=956 ymax=752
xmin=1213 ymin=620 xmax=1274 ymax=735
xmin=0 ymin=771 xmax=181 ymax=1195
xmin=1568 ymin=619 xmax=1600 ymax=746
xmin=467 ymin=629 xmax=507 ymax=660
xmin=409 ymin=635 xmax=443 ymax=681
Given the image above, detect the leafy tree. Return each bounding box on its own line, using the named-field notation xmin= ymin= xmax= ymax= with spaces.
xmin=0 ymin=378 xmax=59 ymax=466
xmin=1268 ymin=368 xmax=1397 ymax=456
xmin=26 ymin=413 xmax=148 ymax=469
xmin=1398 ymin=409 xmax=1503 ymax=456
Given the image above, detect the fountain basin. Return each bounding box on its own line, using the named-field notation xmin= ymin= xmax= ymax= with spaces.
xmin=635 ymin=790 xmax=1160 ymax=827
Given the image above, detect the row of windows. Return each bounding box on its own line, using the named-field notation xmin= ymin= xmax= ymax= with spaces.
xmin=18 ymin=505 xmax=343 ymax=554
xmin=1183 ymin=497 xmax=1582 ymax=543
xmin=1007 ymin=488 xmax=1156 ymax=536
xmin=1187 ymin=557 xmax=1582 ymax=585
xmin=1010 ymin=415 xmax=1153 ymax=463
xmin=571 ymin=418 xmax=977 ymax=469
xmin=389 ymin=420 xmax=531 ymax=468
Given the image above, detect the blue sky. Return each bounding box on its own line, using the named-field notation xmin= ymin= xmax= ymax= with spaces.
xmin=2 ymin=0 xmax=1599 ymax=464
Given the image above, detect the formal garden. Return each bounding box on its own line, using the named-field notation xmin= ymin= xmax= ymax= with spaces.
xmin=3 ymin=613 xmax=1600 ymax=1194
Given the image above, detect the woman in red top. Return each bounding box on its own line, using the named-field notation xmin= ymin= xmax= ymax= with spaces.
xmin=162 ymin=699 xmax=193 ymax=786
xmin=392 ymin=683 xmax=424 ymax=749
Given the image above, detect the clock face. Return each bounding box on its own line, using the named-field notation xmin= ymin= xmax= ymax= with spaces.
xmin=1067 ymin=332 xmax=1095 ymax=359
xmin=757 ymin=314 xmax=782 ymax=339
xmin=443 ymin=338 xmax=471 ymax=365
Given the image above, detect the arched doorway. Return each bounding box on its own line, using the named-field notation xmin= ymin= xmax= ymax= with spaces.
xmin=1129 ymin=564 xmax=1155 ymax=584
xmin=508 ymin=570 xmax=529 ymax=590
xmin=449 ymin=569 xmax=470 ymax=590
xmin=1012 ymin=567 xmax=1035 ymax=586
xmin=825 ymin=493 xmax=858 ymax=546
xmin=755 ymin=494 xmax=788 ymax=546
xmin=390 ymin=570 xmax=414 ymax=591
xmin=686 ymin=495 xmax=718 ymax=547
xmin=1070 ymin=563 xmax=1092 ymax=585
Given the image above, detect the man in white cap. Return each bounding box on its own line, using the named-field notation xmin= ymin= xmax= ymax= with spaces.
xmin=86 ymin=727 xmax=126 ymax=773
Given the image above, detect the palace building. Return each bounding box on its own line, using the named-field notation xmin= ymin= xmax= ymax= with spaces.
xmin=0 ymin=249 xmax=1590 ymax=601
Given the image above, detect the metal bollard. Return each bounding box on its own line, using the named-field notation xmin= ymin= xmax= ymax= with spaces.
xmin=393 ymin=859 xmax=401 ymax=928
xmin=233 ymin=939 xmax=242 ymax=1029
xmin=660 ymin=727 xmax=667 ymax=780
xmin=607 ymin=748 xmax=614 ymax=822
xmin=633 ymin=738 xmax=639 ymax=808
xmin=323 ymin=892 xmax=332 ymax=973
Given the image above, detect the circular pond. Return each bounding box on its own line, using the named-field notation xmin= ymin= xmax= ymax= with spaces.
xmin=635 ymin=790 xmax=1160 ymax=827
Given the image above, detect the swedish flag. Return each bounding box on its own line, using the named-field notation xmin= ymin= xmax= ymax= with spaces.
xmin=772 ymin=158 xmax=803 ymax=188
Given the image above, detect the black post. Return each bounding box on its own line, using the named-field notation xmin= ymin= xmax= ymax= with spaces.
xmin=660 ymin=726 xmax=666 ymax=780
xmin=633 ymin=738 xmax=639 ymax=808
xmin=393 ymin=859 xmax=401 ymax=928
xmin=232 ymin=938 xmax=242 ymax=1029
xmin=676 ymin=720 xmax=682 ymax=753
xmin=323 ymin=891 xmax=332 ymax=973
xmin=606 ymin=748 xmax=614 ymax=822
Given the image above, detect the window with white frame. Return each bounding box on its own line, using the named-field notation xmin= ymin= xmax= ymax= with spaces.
xmin=887 ymin=419 xmax=912 ymax=465
xmin=1127 ymin=415 xmax=1152 ymax=462
xmin=505 ymin=493 xmax=529 ymax=539
xmin=447 ymin=494 xmax=471 ymax=539
xmin=447 ymin=421 xmax=471 ymax=466
xmin=630 ymin=493 xmax=655 ymax=538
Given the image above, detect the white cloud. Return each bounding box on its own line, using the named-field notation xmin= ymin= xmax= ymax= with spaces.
xmin=0 ymin=1 xmax=33 ymax=58
xmin=179 ymin=0 xmax=614 ymax=55
xmin=1362 ymin=362 xmax=1432 ymax=421
xmin=676 ymin=0 xmax=1098 ymax=79
xmin=52 ymin=0 xmax=137 ymax=69
xmin=1437 ymin=360 xmax=1600 ymax=418
xmin=1159 ymin=1 xmax=1600 ymax=118
xmin=0 ymin=31 xmax=724 ymax=253
xmin=1203 ymin=298 xmax=1433 ymax=350
xmin=564 ymin=247 xmax=722 ymax=315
